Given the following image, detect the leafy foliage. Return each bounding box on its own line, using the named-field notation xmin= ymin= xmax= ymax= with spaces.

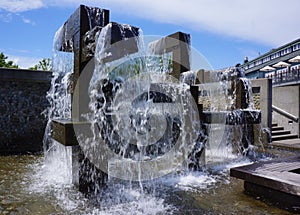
xmin=29 ymin=58 xmax=52 ymax=71
xmin=0 ymin=52 xmax=19 ymax=68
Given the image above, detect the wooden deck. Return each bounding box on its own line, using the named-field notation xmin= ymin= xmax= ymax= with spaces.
xmin=230 ymin=156 xmax=300 ymax=212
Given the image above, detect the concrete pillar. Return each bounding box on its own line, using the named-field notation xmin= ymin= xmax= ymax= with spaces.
xmin=251 ymin=78 xmax=272 ymax=144
xmin=51 ymin=5 xmax=110 ymax=194
xmin=149 ymin=32 xmax=191 ymax=81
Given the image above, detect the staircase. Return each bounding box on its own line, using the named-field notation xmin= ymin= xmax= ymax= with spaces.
xmin=271 ymin=123 xmax=298 ymax=141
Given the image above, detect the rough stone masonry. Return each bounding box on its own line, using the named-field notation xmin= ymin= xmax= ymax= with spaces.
xmin=0 ymin=68 xmax=52 ymax=155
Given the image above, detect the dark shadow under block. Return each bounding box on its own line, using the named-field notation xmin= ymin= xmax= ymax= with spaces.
xmin=244 ymin=181 xmax=300 ymax=212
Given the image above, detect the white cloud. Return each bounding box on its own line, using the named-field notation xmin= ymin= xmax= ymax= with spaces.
xmin=22 ymin=16 xmax=36 ymax=25
xmin=0 ymin=12 xmax=36 ymax=25
xmin=0 ymin=13 xmax=12 ymax=22
xmin=106 ymin=0 xmax=300 ymax=46
xmin=42 ymin=0 xmax=300 ymax=46
xmin=7 ymin=55 xmax=42 ymax=69
xmin=1 ymin=0 xmax=300 ymax=46
xmin=22 ymin=17 xmax=31 ymax=24
xmin=0 ymin=0 xmax=44 ymax=12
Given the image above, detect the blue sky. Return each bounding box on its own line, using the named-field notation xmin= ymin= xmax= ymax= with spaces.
xmin=0 ymin=0 xmax=300 ymax=70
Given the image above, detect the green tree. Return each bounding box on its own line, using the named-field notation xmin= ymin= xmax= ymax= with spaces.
xmin=29 ymin=58 xmax=52 ymax=71
xmin=0 ymin=52 xmax=19 ymax=68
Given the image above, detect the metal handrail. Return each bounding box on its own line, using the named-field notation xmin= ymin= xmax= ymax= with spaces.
xmin=267 ymin=68 xmax=300 ymax=85
xmin=272 ymin=105 xmax=299 ymax=123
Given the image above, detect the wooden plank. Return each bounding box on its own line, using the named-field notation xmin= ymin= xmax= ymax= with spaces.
xmin=230 ymin=156 xmax=300 ymax=197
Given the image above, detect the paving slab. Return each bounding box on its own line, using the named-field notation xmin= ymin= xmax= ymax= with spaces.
xmin=272 ymin=138 xmax=300 ymax=150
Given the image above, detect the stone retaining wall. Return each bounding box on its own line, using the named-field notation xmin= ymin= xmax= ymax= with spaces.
xmin=272 ymin=85 xmax=300 ymax=136
xmin=0 ymin=68 xmax=52 ymax=154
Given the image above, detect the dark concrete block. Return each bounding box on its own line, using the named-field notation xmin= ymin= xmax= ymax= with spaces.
xmin=202 ymin=110 xmax=261 ymax=125
xmin=78 ymin=152 xmax=108 ymax=195
xmin=51 ymin=119 xmax=91 ymax=146
xmin=148 ymin=32 xmax=190 ymax=80
xmin=58 ymin=5 xmax=109 ymax=53
xmin=99 ymin=22 xmax=140 ymax=63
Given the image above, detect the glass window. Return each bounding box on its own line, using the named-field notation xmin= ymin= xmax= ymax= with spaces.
xmin=256 ymin=59 xmax=262 ymax=65
xmin=262 ymin=56 xmax=270 ymax=63
xmin=293 ymin=43 xmax=300 ymax=51
xmin=271 ymin=54 xmax=277 ymax=59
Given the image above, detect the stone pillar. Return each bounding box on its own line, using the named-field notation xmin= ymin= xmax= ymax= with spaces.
xmin=251 ymin=78 xmax=272 ymax=144
xmin=57 ymin=5 xmax=109 ymax=121
xmin=250 ymin=78 xmax=272 ymax=129
xmin=170 ymin=32 xmax=191 ymax=80
xmin=51 ymin=5 xmax=144 ymax=194
xmin=52 ymin=5 xmax=110 ymax=194
xmin=195 ymin=69 xmax=212 ymax=84
xmin=149 ymin=32 xmax=191 ymax=81
xmin=189 ymin=85 xmax=205 ymax=169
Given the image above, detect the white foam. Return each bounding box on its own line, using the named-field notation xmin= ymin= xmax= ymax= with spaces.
xmin=161 ymin=172 xmax=218 ymax=192
xmin=89 ymin=194 xmax=174 ymax=215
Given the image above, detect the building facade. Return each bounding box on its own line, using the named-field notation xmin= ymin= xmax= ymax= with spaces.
xmin=242 ymin=38 xmax=300 ymax=86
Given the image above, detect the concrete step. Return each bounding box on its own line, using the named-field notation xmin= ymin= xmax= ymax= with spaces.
xmin=272 ymin=134 xmax=298 ymax=141
xmin=272 ymin=126 xmax=284 ymax=131
xmin=272 ymin=123 xmax=278 ymax=127
xmin=271 ymin=130 xmax=291 ymax=136
xmin=272 ymin=138 xmax=300 ymax=150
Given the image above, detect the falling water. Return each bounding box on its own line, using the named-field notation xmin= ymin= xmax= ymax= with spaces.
xmin=42 ymin=25 xmax=75 ymax=184
xmin=36 ymin=21 xmax=265 ymax=214
xmin=81 ymin=23 xmax=202 ymax=183
xmin=191 ymin=68 xmax=262 ymax=164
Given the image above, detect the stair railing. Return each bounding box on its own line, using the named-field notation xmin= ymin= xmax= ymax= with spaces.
xmin=272 ymin=105 xmax=299 ymax=123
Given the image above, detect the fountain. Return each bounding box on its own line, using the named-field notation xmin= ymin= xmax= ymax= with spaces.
xmin=46 ymin=4 xmax=263 ymax=199
xmin=185 ymin=68 xmax=262 ymax=164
